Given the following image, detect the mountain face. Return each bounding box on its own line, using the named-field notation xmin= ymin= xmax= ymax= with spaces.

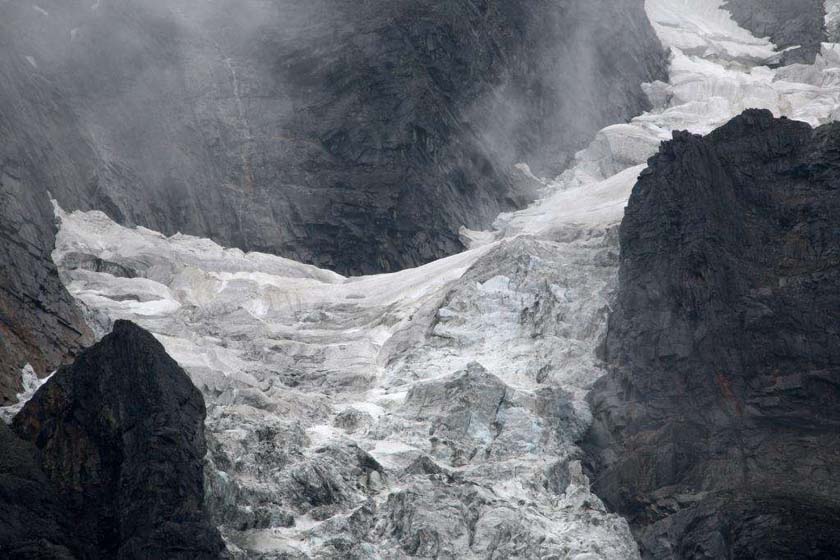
xmin=585 ymin=110 xmax=840 ymax=559
xmin=723 ymin=0 xmax=826 ymax=63
xmin=3 ymin=1 xmax=840 ymax=559
xmin=2 ymin=0 xmax=666 ymax=276
xmin=37 ymin=1 xmax=840 ymax=557
xmin=0 ymin=31 xmax=93 ymax=404
xmin=4 ymin=321 xmax=224 ymax=559
xmin=0 ymin=0 xmax=666 ymax=404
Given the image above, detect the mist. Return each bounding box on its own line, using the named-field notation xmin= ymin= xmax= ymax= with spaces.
xmin=0 ymin=0 xmax=664 ymax=275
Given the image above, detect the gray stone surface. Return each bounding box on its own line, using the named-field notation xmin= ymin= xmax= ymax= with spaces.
xmin=0 ymin=17 xmax=93 ymax=404
xmin=585 ymin=110 xmax=840 ymax=559
xmin=12 ymin=320 xmax=225 ymax=559
xmin=0 ymin=420 xmax=77 ymax=559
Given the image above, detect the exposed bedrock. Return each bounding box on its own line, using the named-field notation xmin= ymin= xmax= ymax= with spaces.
xmin=723 ymin=0 xmax=826 ymax=63
xmin=0 ymin=0 xmax=666 ymax=276
xmin=584 ymin=110 xmax=840 ymax=559
xmin=0 ymin=420 xmax=77 ymax=559
xmin=0 ymin=20 xmax=94 ymax=404
xmin=3 ymin=320 xmax=225 ymax=559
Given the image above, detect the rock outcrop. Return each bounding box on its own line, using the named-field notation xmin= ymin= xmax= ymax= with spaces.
xmin=6 ymin=320 xmax=225 ymax=559
xmin=723 ymin=0 xmax=825 ymax=63
xmin=585 ymin=110 xmax=840 ymax=559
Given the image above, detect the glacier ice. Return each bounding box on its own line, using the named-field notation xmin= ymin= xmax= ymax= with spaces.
xmin=53 ymin=203 xmax=630 ymax=558
xmin=43 ymin=1 xmax=840 ymax=558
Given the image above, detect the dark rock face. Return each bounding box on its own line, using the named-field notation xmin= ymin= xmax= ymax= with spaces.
xmin=0 ymin=421 xmax=77 ymax=559
xmin=0 ymin=0 xmax=666 ymax=276
xmin=585 ymin=110 xmax=840 ymax=559
xmin=0 ymin=17 xmax=94 ymax=404
xmin=10 ymin=320 xmax=224 ymax=559
xmin=723 ymin=0 xmax=825 ymax=63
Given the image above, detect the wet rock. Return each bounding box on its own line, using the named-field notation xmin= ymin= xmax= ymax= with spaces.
xmin=0 ymin=30 xmax=94 ymax=404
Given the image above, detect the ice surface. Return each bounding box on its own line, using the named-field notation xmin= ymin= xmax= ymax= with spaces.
xmin=647 ymin=0 xmax=777 ymax=62
xmin=48 ymin=2 xmax=840 ymax=558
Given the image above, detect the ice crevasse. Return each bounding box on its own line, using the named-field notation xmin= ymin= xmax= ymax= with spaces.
xmin=23 ymin=1 xmax=840 ymax=558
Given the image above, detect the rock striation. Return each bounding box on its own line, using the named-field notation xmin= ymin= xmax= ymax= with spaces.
xmin=2 ymin=320 xmax=225 ymax=559
xmin=585 ymin=109 xmax=840 ymax=559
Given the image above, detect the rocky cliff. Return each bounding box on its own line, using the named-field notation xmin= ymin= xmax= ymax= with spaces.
xmin=585 ymin=110 xmax=840 ymax=559
xmin=0 ymin=17 xmax=94 ymax=404
xmin=723 ymin=0 xmax=825 ymax=63
xmin=4 ymin=320 xmax=224 ymax=559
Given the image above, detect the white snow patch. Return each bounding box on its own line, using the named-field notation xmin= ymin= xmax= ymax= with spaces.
xmin=0 ymin=365 xmax=52 ymax=424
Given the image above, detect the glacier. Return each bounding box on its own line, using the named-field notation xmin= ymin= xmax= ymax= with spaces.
xmin=30 ymin=1 xmax=840 ymax=558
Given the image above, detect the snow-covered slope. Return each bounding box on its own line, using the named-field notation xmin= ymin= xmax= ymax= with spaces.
xmin=41 ymin=2 xmax=840 ymax=558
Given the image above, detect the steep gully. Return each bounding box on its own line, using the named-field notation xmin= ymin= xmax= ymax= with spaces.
xmin=3 ymin=0 xmax=840 ymax=558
